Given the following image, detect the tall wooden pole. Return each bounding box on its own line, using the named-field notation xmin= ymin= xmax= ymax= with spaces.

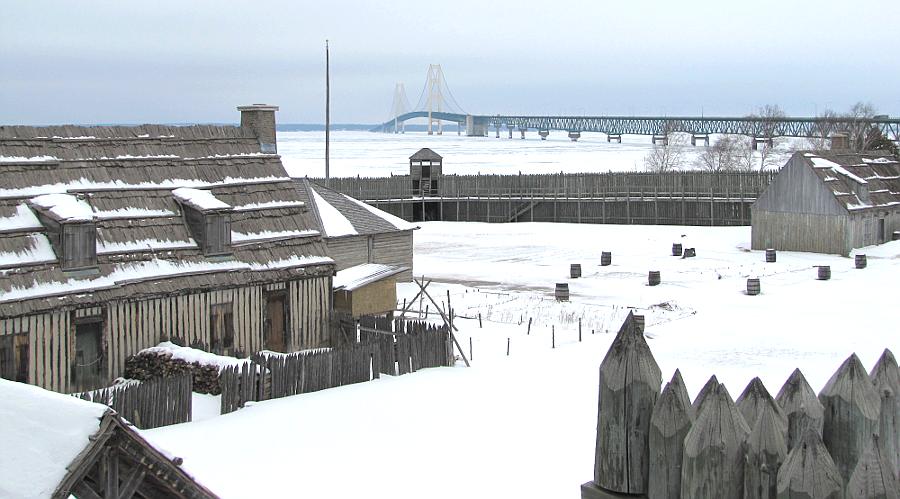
xmin=325 ymin=39 xmax=331 ymax=186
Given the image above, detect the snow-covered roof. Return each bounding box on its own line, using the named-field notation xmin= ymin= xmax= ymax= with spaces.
xmin=29 ymin=193 xmax=94 ymax=222
xmin=172 ymin=187 xmax=231 ymax=212
xmin=409 ymin=147 xmax=442 ymax=161
xmin=310 ymin=188 xmax=358 ymax=237
xmin=0 ymin=378 xmax=107 ymax=499
xmin=801 ymin=151 xmax=900 ymax=212
xmin=0 ymin=121 xmax=334 ymax=315
xmin=297 ymin=179 xmax=418 ymax=236
xmin=333 ymin=263 xmax=408 ymax=291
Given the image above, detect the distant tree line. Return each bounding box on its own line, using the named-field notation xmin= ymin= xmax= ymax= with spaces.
xmin=644 ymin=102 xmax=898 ymax=173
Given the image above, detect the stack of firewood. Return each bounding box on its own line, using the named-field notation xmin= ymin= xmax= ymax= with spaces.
xmin=124 ymin=352 xmax=222 ymax=395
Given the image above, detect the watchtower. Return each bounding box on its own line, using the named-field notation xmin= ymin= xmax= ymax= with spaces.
xmin=409 ymin=148 xmax=442 ymax=197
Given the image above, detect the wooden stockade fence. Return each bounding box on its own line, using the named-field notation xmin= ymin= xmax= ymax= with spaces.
xmin=315 ymin=171 xmax=775 ymax=226
xmin=76 ymin=374 xmax=192 ymax=430
xmin=582 ymin=312 xmax=900 ymax=499
xmin=218 ymin=319 xmax=453 ymax=415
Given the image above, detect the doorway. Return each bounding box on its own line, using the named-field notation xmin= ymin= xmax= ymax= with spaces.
xmin=73 ymin=320 xmax=103 ymax=392
xmin=264 ymin=292 xmax=287 ymax=352
xmin=878 ymin=218 xmax=885 ymax=243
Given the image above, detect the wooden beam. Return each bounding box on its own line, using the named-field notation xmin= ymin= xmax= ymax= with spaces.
xmin=72 ymin=481 xmax=103 ymax=499
xmin=117 ymin=467 xmax=146 ymax=499
xmin=414 ymin=278 xmax=469 ymax=367
xmin=105 ymin=447 xmax=119 ymax=498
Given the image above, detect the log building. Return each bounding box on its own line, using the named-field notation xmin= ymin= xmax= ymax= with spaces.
xmin=0 ymin=105 xmax=335 ymax=393
xmin=752 ymin=150 xmax=900 ymax=255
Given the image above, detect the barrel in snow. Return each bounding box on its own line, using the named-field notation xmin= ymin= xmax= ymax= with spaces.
xmin=570 ymin=264 xmax=582 ymax=278
xmin=683 ymin=248 xmax=696 ymax=258
xmin=600 ymin=252 xmax=612 ymax=266
xmin=648 ymin=271 xmax=661 ymax=286
xmin=555 ymin=283 xmax=569 ymax=301
xmin=672 ymin=243 xmax=683 ymax=256
xmin=746 ymin=278 xmax=760 ymax=295
xmin=817 ymin=265 xmax=831 ymax=280
xmin=855 ymin=254 xmax=866 ymax=269
xmin=765 ymin=248 xmax=776 ymax=263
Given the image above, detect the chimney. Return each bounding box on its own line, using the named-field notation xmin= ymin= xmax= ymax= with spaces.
xmin=238 ymin=104 xmax=279 ymax=153
xmin=830 ymin=133 xmax=849 ymax=151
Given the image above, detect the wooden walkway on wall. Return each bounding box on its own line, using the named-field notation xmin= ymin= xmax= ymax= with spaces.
xmin=316 ymin=171 xmax=774 ymax=226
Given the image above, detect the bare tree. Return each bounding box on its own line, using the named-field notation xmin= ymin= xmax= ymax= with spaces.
xmin=696 ymin=135 xmax=754 ymax=171
xmin=806 ymin=108 xmax=839 ymax=149
xmin=844 ymin=101 xmax=879 ymax=151
xmin=747 ymin=104 xmax=786 ymax=170
xmin=644 ymin=131 xmax=689 ymax=172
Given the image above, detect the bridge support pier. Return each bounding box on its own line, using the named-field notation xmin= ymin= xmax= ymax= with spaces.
xmin=496 ymin=126 xmax=501 ymax=139
xmin=607 ymin=133 xmax=622 ymax=143
xmin=751 ymin=137 xmax=773 ymax=150
xmin=691 ymin=134 xmax=709 ymax=146
xmin=465 ymin=115 xmax=488 ymax=137
xmin=652 ymin=134 xmax=668 ymax=146
xmin=508 ymin=127 xmax=513 ymax=139
xmin=568 ymin=131 xmax=581 ymax=142
xmin=520 ymin=129 xmax=527 ymax=139
xmin=539 ymin=130 xmax=550 ymax=140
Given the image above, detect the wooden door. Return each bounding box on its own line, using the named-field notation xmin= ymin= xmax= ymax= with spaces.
xmin=265 ymin=293 xmax=287 ymax=352
xmin=878 ymin=218 xmax=885 ymax=243
xmin=74 ymin=321 xmax=103 ymax=391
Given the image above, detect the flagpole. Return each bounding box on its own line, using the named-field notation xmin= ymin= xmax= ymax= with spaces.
xmin=325 ymin=39 xmax=331 ymax=186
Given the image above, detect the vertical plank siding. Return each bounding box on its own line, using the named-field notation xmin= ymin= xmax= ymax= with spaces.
xmin=1 ymin=275 xmax=331 ymax=393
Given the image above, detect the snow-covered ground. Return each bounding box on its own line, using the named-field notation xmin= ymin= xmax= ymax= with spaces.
xmin=145 ymin=221 xmax=899 ymax=499
xmin=279 ymin=130 xmax=799 ymax=178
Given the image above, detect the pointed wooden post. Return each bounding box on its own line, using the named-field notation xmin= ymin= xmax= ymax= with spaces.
xmin=744 ymin=402 xmax=788 ymax=499
xmin=692 ymin=374 xmax=719 ymax=414
xmin=846 ymin=434 xmax=900 ymax=499
xmin=585 ymin=311 xmax=662 ymax=496
xmin=869 ymin=349 xmax=900 ymax=480
xmin=819 ymin=353 xmax=882 ymax=483
xmin=776 ymin=368 xmax=825 ymax=450
xmin=648 ymin=370 xmax=694 ymax=499
xmin=681 ymin=382 xmax=750 ymax=499
xmin=737 ymin=377 xmax=788 ymax=438
xmin=776 ymin=429 xmax=843 ymax=499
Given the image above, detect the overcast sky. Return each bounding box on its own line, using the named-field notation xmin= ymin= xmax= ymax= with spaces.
xmin=2 ymin=0 xmax=897 ymax=125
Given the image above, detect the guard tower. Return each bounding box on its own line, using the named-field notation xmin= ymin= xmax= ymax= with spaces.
xmin=409 ymin=148 xmax=442 ymax=197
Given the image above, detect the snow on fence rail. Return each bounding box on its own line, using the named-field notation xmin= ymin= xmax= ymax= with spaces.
xmin=218 ymin=319 xmax=452 ymax=414
xmin=74 ymin=374 xmax=192 ymax=430
xmin=582 ymin=312 xmax=900 ymax=499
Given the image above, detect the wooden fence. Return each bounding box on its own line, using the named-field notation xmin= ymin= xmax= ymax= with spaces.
xmin=583 ymin=312 xmax=900 ymax=499
xmin=219 ymin=319 xmax=453 ymax=414
xmin=315 ymin=171 xmax=775 ymax=226
xmin=76 ymin=374 xmax=193 ymax=430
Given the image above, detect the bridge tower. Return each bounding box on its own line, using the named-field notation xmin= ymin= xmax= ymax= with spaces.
xmin=425 ymin=64 xmax=445 ymax=135
xmin=389 ymin=82 xmax=410 ymax=134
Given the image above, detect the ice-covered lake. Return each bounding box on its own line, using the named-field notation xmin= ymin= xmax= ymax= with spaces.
xmin=278 ymin=130 xmax=798 ymax=178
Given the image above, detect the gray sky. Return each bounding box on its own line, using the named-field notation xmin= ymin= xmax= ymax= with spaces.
xmin=2 ymin=0 xmax=898 ymax=125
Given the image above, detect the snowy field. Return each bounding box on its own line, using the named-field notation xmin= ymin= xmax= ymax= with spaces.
xmin=279 ymin=130 xmax=798 ymax=178
xmin=145 ymin=221 xmax=899 ymax=499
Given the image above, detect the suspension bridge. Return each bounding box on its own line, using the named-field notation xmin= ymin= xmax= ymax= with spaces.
xmin=372 ymin=65 xmax=900 ymax=145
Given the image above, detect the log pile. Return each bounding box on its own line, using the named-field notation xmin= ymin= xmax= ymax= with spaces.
xmin=124 ymin=351 xmax=222 ymax=395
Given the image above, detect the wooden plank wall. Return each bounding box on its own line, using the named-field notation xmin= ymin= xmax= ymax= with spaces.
xmin=372 ymin=232 xmax=414 ymax=281
xmin=0 ymin=311 xmax=70 ymax=392
xmin=2 ymin=275 xmax=331 ymax=393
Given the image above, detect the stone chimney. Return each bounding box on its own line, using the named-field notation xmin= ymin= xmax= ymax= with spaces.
xmin=830 ymin=133 xmax=849 ymax=150
xmin=238 ymin=104 xmax=279 ymax=153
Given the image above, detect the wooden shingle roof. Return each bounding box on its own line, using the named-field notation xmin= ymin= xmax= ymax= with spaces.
xmin=295 ymin=178 xmax=417 ymax=238
xmin=800 ymin=151 xmax=900 ymax=212
xmin=0 ymin=123 xmax=333 ymax=317
xmin=409 ymin=148 xmax=442 ymax=161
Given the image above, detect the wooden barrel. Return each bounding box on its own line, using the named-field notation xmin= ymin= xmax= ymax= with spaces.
xmin=855 ymin=254 xmax=866 ymax=269
xmin=817 ymin=265 xmax=831 ymax=280
xmin=555 ymin=283 xmax=569 ymax=301
xmin=683 ymin=248 xmax=696 ymax=258
xmin=893 ymin=231 xmax=900 ymax=241
xmin=746 ymin=278 xmax=761 ymax=295
xmin=648 ymin=271 xmax=661 ymax=286
xmin=600 ymin=251 xmax=612 ymax=266
xmin=570 ymin=264 xmax=581 ymax=278
xmin=672 ymin=243 xmax=683 ymax=256
xmin=765 ymin=248 xmax=776 ymax=263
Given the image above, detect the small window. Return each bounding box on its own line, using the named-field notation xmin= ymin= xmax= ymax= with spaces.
xmin=422 ymin=165 xmax=431 ymax=178
xmin=61 ymin=223 xmax=98 ymax=270
xmin=0 ymin=333 xmax=29 ymax=383
xmin=210 ymin=303 xmax=235 ymax=355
